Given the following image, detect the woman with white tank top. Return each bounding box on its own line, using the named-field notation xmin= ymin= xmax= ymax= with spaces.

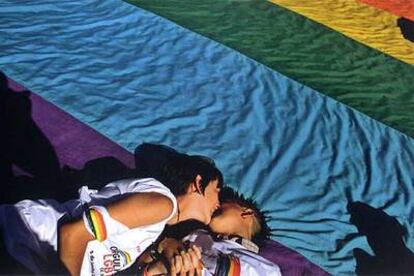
xmin=0 ymin=153 xmax=223 ymax=275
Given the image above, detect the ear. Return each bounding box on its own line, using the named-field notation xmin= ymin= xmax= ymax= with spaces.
xmin=188 ymin=174 xmax=203 ymax=193
xmin=241 ymin=208 xmax=255 ymax=219
xmin=194 ymin=174 xmax=203 ymax=193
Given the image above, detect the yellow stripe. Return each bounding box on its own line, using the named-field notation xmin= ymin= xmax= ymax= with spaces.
xmin=90 ymin=211 xmax=102 ymax=241
xmin=228 ymin=257 xmax=234 ymax=276
xmin=90 ymin=209 xmax=107 ymax=241
xmin=268 ymin=0 xmax=414 ymax=65
xmin=125 ymin=251 xmax=131 ymax=264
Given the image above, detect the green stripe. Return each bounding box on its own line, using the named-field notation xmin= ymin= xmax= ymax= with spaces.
xmin=126 ymin=0 xmax=414 ymax=136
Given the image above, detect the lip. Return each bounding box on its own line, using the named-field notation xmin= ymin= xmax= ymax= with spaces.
xmin=212 ymin=209 xmax=222 ymax=217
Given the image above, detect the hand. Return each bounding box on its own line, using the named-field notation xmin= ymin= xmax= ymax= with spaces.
xmin=158 ymin=238 xmax=185 ymax=260
xmin=170 ymin=245 xmax=203 ymax=276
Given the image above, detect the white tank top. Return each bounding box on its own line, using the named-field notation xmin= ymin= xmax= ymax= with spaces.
xmin=0 ymin=178 xmax=177 ymax=275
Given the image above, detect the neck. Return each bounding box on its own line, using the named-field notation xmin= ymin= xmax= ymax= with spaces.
xmin=236 ymin=226 xmax=252 ymax=240
xmin=167 ymin=194 xmax=191 ymax=225
xmin=168 ymin=194 xmax=199 ymax=224
xmin=167 ymin=201 xmax=180 ymax=225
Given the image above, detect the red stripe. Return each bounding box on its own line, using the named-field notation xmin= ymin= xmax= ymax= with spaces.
xmin=231 ymin=256 xmax=241 ymax=276
xmin=359 ymin=0 xmax=414 ymax=20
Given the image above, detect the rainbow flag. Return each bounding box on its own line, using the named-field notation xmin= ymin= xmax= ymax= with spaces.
xmin=1 ymin=0 xmax=414 ymax=274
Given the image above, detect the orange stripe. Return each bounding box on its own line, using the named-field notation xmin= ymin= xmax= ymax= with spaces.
xmin=228 ymin=258 xmax=234 ymax=276
xmin=359 ymin=0 xmax=414 ymax=20
xmin=90 ymin=208 xmax=107 ymax=241
xmin=231 ymin=257 xmax=241 ymax=276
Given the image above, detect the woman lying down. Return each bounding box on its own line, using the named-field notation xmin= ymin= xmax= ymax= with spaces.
xmin=0 ymin=154 xmax=224 ymax=275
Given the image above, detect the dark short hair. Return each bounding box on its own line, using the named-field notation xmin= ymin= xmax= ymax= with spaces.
xmin=134 ymin=143 xmax=223 ymax=196
xmin=220 ymin=186 xmax=271 ymax=246
xmin=160 ymin=152 xmax=223 ymax=196
xmin=190 ymin=155 xmax=223 ymax=191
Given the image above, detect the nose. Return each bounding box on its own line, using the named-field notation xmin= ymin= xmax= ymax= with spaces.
xmin=214 ymin=201 xmax=220 ymax=211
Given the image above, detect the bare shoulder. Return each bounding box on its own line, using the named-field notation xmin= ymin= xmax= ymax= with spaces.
xmin=127 ymin=192 xmax=174 ymax=216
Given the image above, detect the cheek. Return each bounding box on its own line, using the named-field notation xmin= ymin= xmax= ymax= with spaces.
xmin=210 ymin=217 xmax=225 ymax=230
xmin=204 ymin=192 xmax=214 ymax=206
xmin=211 ymin=215 xmax=235 ymax=233
xmin=199 ymin=196 xmax=212 ymax=216
xmin=208 ymin=191 xmax=218 ymax=205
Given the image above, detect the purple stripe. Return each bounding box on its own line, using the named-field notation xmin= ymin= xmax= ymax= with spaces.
xmin=6 ymin=78 xmax=134 ymax=169
xmin=260 ymin=239 xmax=330 ymax=276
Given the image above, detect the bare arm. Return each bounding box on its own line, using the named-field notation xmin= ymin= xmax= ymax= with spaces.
xmin=59 ymin=192 xmax=174 ymax=275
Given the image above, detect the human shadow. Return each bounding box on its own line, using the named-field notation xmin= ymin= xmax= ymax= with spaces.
xmin=5 ymin=156 xmax=136 ymax=203
xmin=348 ymin=202 xmax=414 ymax=275
xmin=398 ymin=18 xmax=414 ymax=42
xmin=0 ymin=71 xmax=135 ymax=202
xmin=0 ymin=71 xmax=62 ymax=202
xmin=60 ymin=156 xmax=135 ymax=198
xmin=69 ymin=143 xmax=187 ymax=194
